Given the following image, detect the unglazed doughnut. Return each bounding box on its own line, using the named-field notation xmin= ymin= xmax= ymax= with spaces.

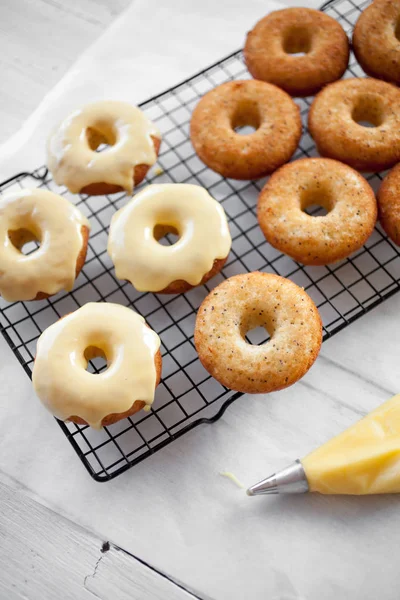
xmin=377 ymin=163 xmax=400 ymax=245
xmin=190 ymin=80 xmax=301 ymax=180
xmin=353 ymin=0 xmax=400 ymax=85
xmin=47 ymin=100 xmax=161 ymax=195
xmin=32 ymin=303 xmax=162 ymax=429
xmin=108 ymin=184 xmax=231 ymax=294
xmin=244 ymin=8 xmax=349 ymax=97
xmin=308 ymin=77 xmax=400 ymax=171
xmin=0 ymin=189 xmax=89 ymax=302
xmin=257 ymin=158 xmax=377 ymax=266
xmin=195 ymin=272 xmax=322 ymax=394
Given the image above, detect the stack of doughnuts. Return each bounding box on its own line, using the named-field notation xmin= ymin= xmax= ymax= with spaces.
xmin=3 ymin=0 xmax=398 ymax=431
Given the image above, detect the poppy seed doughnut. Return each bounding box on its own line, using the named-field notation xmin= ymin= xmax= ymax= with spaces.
xmin=190 ymin=80 xmax=301 ymax=180
xmin=244 ymin=7 xmax=349 ymax=97
xmin=257 ymin=158 xmax=377 ymax=266
xmin=194 ymin=272 xmax=322 ymax=394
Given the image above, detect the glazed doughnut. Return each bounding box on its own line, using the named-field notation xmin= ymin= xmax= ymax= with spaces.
xmin=32 ymin=303 xmax=162 ymax=429
xmin=47 ymin=100 xmax=161 ymax=196
xmin=194 ymin=272 xmax=322 ymax=394
xmin=353 ymin=0 xmax=400 ymax=85
xmin=0 ymin=188 xmax=89 ymax=302
xmin=377 ymin=163 xmax=400 ymax=245
xmin=244 ymin=8 xmax=349 ymax=97
xmin=257 ymin=158 xmax=377 ymax=266
xmin=308 ymin=77 xmax=400 ymax=172
xmin=190 ymin=80 xmax=301 ymax=180
xmin=108 ymin=184 xmax=231 ymax=294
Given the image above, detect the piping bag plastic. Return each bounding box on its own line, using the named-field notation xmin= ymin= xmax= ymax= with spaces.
xmin=248 ymin=393 xmax=400 ymax=496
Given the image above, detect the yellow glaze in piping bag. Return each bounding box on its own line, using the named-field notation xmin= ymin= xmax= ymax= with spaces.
xmin=302 ymin=393 xmax=400 ymax=495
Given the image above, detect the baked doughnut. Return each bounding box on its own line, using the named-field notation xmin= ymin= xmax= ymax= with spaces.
xmin=108 ymin=184 xmax=231 ymax=294
xmin=308 ymin=77 xmax=400 ymax=172
xmin=32 ymin=303 xmax=162 ymax=428
xmin=47 ymin=100 xmax=161 ymax=196
xmin=0 ymin=188 xmax=89 ymax=302
xmin=190 ymin=80 xmax=301 ymax=180
xmin=377 ymin=163 xmax=400 ymax=245
xmin=194 ymin=272 xmax=322 ymax=394
xmin=353 ymin=0 xmax=400 ymax=85
xmin=257 ymin=158 xmax=377 ymax=266
xmin=244 ymin=7 xmax=349 ymax=97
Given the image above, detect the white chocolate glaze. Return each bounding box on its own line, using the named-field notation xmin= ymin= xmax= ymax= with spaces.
xmin=32 ymin=303 xmax=161 ymax=429
xmin=47 ymin=101 xmax=161 ymax=194
xmin=220 ymin=472 xmax=244 ymax=489
xmin=107 ymin=184 xmax=232 ymax=292
xmin=302 ymin=393 xmax=400 ymax=495
xmin=0 ymin=188 xmax=89 ymax=302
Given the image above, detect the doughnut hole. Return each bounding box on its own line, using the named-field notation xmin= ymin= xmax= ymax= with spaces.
xmin=240 ymin=306 xmax=274 ymax=346
xmin=351 ymin=95 xmax=385 ymax=128
xmin=8 ymin=221 xmax=42 ymax=255
xmin=300 ymin=185 xmax=334 ymax=217
xmin=86 ymin=122 xmax=118 ymax=152
xmin=231 ymin=100 xmax=261 ymax=136
xmin=84 ymin=344 xmax=110 ymax=374
xmin=282 ymin=26 xmax=312 ymax=55
xmin=153 ymin=223 xmax=180 ymax=246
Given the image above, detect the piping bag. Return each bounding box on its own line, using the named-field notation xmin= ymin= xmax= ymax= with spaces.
xmin=247 ymin=393 xmax=400 ymax=496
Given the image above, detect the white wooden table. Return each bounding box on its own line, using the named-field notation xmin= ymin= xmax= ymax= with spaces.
xmin=3 ymin=1 xmax=400 ymax=599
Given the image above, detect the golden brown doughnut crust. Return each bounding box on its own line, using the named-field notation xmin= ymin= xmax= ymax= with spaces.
xmin=194 ymin=272 xmax=322 ymax=394
xmin=190 ymin=80 xmax=301 ymax=180
xmin=308 ymin=77 xmax=400 ymax=171
xmin=377 ymin=163 xmax=400 ymax=245
xmin=257 ymin=158 xmax=377 ymax=266
xmin=158 ymin=257 xmax=228 ymax=294
xmin=69 ymin=350 xmax=162 ymax=427
xmin=80 ymin=136 xmax=161 ymax=196
xmin=31 ymin=225 xmax=89 ymax=301
xmin=353 ymin=0 xmax=400 ymax=85
xmin=244 ymin=8 xmax=349 ymax=97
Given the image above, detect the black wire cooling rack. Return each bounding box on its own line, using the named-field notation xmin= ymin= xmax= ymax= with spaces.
xmin=0 ymin=0 xmax=395 ymax=481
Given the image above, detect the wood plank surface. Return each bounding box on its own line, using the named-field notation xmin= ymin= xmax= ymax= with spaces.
xmin=0 ymin=474 xmax=199 ymax=600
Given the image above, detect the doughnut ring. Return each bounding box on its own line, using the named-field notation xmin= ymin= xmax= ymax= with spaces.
xmin=108 ymin=184 xmax=231 ymax=294
xmin=32 ymin=303 xmax=162 ymax=429
xmin=353 ymin=0 xmax=400 ymax=85
xmin=194 ymin=272 xmax=322 ymax=394
xmin=0 ymin=188 xmax=89 ymax=302
xmin=308 ymin=77 xmax=400 ymax=172
xmin=190 ymin=80 xmax=301 ymax=180
xmin=257 ymin=158 xmax=377 ymax=266
xmin=47 ymin=100 xmax=161 ymax=196
xmin=244 ymin=7 xmax=349 ymax=97
xmin=377 ymin=163 xmax=400 ymax=246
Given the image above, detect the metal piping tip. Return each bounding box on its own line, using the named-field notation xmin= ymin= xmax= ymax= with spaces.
xmin=246 ymin=460 xmax=309 ymax=496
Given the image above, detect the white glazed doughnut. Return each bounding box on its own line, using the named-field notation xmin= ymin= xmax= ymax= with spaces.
xmin=108 ymin=184 xmax=232 ymax=294
xmin=47 ymin=100 xmax=161 ymax=195
xmin=32 ymin=303 xmax=162 ymax=429
xmin=0 ymin=188 xmax=89 ymax=302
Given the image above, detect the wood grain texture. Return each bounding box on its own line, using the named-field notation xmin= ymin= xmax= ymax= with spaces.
xmin=0 ymin=0 xmax=130 ymax=143
xmin=0 ymin=475 xmax=198 ymax=600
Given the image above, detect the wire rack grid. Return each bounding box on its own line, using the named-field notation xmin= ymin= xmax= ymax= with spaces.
xmin=0 ymin=0 xmax=396 ymax=481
